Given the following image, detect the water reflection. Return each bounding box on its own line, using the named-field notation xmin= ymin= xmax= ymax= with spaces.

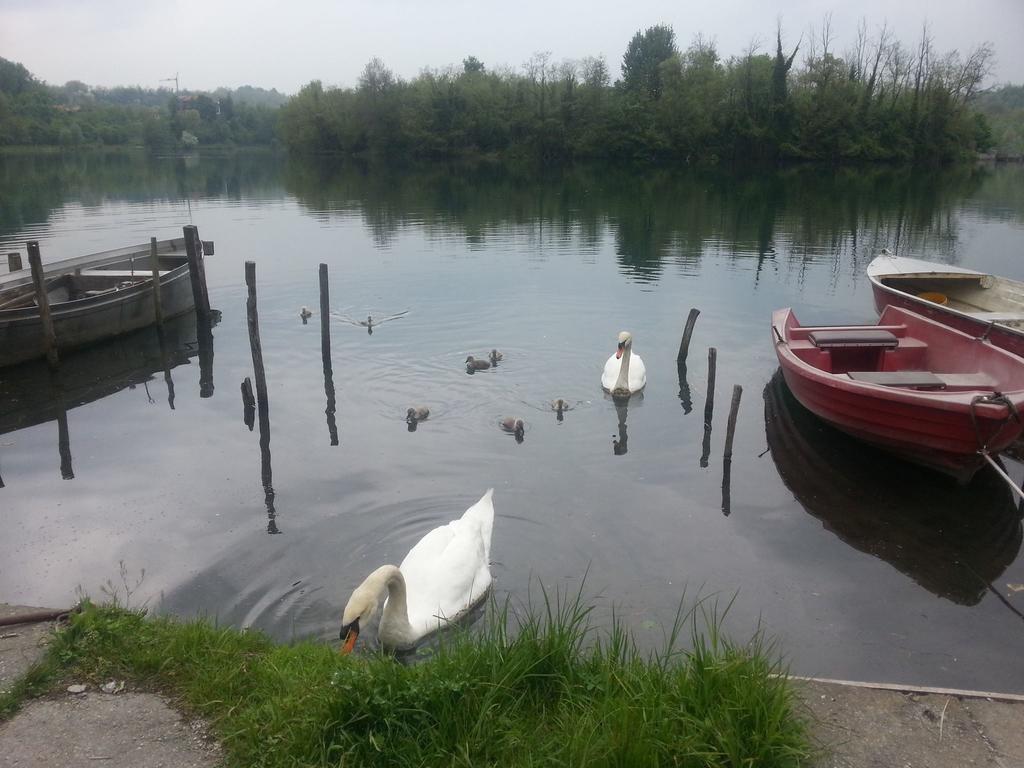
xmin=612 ymin=396 xmax=630 ymax=455
xmin=764 ymin=370 xmax=1022 ymax=605
xmin=277 ymin=159 xmax=1023 ymax=282
xmin=0 ymin=313 xmax=202 ymax=480
xmin=677 ymin=361 xmax=693 ymax=415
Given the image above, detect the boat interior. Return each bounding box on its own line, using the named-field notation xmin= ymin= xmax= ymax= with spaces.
xmin=879 ymin=273 xmax=1024 ymax=329
xmin=779 ymin=306 xmax=1024 ymax=392
xmin=0 ymin=255 xmax=184 ymax=311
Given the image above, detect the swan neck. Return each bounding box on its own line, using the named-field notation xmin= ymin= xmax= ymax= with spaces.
xmin=370 ymin=565 xmax=413 ymax=641
xmin=615 ymin=344 xmax=632 ymax=391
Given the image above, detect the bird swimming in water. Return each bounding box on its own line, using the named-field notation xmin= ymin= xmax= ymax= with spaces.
xmin=406 ymin=406 xmax=430 ymax=432
xmin=406 ymin=406 xmax=430 ymax=423
xmin=339 ymin=490 xmax=495 ymax=652
xmin=489 ymin=349 xmax=503 ymax=364
xmin=466 ymin=356 xmax=491 ymax=372
xmin=551 ymin=399 xmax=571 ymax=421
xmin=300 ymin=306 xmax=313 ymax=323
xmin=500 ymin=417 xmax=525 ymax=442
xmin=601 ymin=330 xmax=647 ymax=397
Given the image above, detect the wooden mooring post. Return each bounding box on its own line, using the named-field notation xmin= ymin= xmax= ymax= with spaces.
xmin=27 ymin=241 xmax=59 ymax=369
xmin=723 ymin=385 xmax=743 ymax=461
xmin=244 ymin=261 xmax=278 ymax=533
xmin=699 ymin=347 xmax=717 ymax=468
xmin=183 ymin=225 xmax=211 ymax=325
xmin=721 ymin=385 xmax=743 ymax=516
xmin=245 ymin=261 xmax=269 ymax=416
xmin=319 ymin=263 xmax=339 ymax=446
xmin=149 ymin=237 xmax=164 ymax=326
xmin=7 ymin=253 xmax=22 ymax=272
xmin=677 ymin=307 xmax=701 ymax=364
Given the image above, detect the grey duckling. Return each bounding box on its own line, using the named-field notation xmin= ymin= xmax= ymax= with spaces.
xmin=551 ymin=398 xmax=571 ymax=422
xmin=406 ymin=406 xmax=430 ymax=423
xmin=500 ymin=417 xmax=525 ymax=442
xmin=299 ymin=306 xmax=313 ymax=323
xmin=489 ymin=349 xmax=503 ymax=363
xmin=406 ymin=406 xmax=430 ymax=432
xmin=466 ymin=356 xmax=492 ymax=372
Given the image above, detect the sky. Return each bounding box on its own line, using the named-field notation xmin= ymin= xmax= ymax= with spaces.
xmin=1 ymin=0 xmax=1022 ymax=94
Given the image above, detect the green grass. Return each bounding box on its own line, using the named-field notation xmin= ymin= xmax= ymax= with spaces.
xmin=4 ymin=589 xmax=810 ymax=767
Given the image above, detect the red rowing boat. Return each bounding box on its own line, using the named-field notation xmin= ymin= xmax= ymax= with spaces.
xmin=772 ymin=305 xmax=1024 ymax=482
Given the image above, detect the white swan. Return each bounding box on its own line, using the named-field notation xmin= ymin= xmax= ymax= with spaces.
xmin=340 ymin=489 xmax=495 ymax=652
xmin=601 ymin=330 xmax=647 ymax=396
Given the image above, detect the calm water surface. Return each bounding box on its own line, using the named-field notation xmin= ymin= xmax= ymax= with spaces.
xmin=2 ymin=151 xmax=1024 ymax=690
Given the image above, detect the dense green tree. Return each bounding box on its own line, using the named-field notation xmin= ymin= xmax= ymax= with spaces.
xmin=621 ymin=24 xmax=677 ymax=99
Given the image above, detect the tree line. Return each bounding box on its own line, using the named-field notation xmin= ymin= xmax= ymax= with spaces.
xmin=279 ymin=20 xmax=996 ymax=165
xmin=0 ymin=57 xmax=281 ymax=149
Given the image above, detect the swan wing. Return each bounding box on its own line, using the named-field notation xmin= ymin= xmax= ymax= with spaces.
xmin=601 ymin=353 xmax=620 ymax=391
xmin=399 ymin=490 xmax=494 ymax=635
xmin=629 ymin=353 xmax=647 ymax=392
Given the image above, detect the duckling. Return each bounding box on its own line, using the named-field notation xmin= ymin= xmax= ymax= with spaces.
xmin=500 ymin=417 xmax=525 ymax=442
xmin=406 ymin=405 xmax=429 ymax=432
xmin=551 ymin=398 xmax=571 ymax=422
xmin=466 ymin=356 xmax=492 ymax=372
xmin=406 ymin=406 xmax=430 ymax=423
xmin=300 ymin=306 xmax=313 ymax=323
xmin=489 ymin=349 xmax=503 ymax=364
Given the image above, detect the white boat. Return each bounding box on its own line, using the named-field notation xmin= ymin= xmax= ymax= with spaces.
xmin=867 ymin=252 xmax=1024 ymax=359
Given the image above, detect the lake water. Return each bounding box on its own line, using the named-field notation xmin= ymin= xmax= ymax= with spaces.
xmin=2 ymin=151 xmax=1024 ymax=691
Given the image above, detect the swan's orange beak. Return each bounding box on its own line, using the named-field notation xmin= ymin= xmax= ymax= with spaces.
xmin=615 ymin=343 xmax=624 ymax=360
xmin=339 ymin=619 xmax=359 ymax=654
xmin=341 ymin=629 xmax=358 ymax=654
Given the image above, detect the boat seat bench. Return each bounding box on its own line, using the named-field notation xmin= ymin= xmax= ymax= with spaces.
xmin=847 ymin=371 xmax=998 ymax=389
xmin=809 ymin=329 xmax=899 ymax=349
xmin=76 ymin=269 xmax=165 ymax=279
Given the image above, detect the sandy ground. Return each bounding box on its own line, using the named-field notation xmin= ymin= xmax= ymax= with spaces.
xmin=3 ymin=603 xmax=1024 ymax=767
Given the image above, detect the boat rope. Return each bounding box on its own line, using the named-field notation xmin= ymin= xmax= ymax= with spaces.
xmin=979 ymin=452 xmax=1024 ymax=502
xmin=969 ymin=391 xmax=1021 ymax=453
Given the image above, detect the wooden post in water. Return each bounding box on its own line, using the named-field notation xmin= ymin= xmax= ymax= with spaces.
xmin=27 ymin=241 xmax=59 ymax=369
xmin=677 ymin=308 xmax=701 ymax=364
xmin=721 ymin=385 xmax=743 ymax=517
xmin=7 ymin=253 xmax=22 ymax=272
xmin=723 ymin=385 xmax=743 ymax=461
xmin=319 ymin=263 xmax=339 ymax=446
xmin=245 ymin=262 xmax=269 ymax=416
xmin=183 ymin=225 xmax=211 ymax=325
xmin=699 ymin=347 xmax=717 ymax=468
xmin=149 ymin=237 xmax=164 ymax=326
xmin=703 ymin=348 xmax=717 ymax=428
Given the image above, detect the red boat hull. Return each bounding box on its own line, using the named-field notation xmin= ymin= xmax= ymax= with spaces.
xmin=773 ymin=306 xmax=1024 ymax=482
xmin=870 ymin=281 xmax=1024 ymax=359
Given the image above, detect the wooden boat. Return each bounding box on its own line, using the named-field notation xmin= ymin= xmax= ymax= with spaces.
xmin=772 ymin=304 xmax=1024 ymax=482
xmin=763 ymin=370 xmax=1021 ymax=605
xmin=0 ymin=236 xmax=211 ymax=368
xmin=867 ymin=252 xmax=1024 ymax=358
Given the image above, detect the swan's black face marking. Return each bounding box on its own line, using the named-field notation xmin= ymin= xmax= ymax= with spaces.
xmin=340 ymin=617 xmax=360 ymax=654
xmin=616 ymin=341 xmax=624 ymax=360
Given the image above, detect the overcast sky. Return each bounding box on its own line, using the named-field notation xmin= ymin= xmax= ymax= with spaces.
xmin=2 ymin=0 xmax=1022 ymax=94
